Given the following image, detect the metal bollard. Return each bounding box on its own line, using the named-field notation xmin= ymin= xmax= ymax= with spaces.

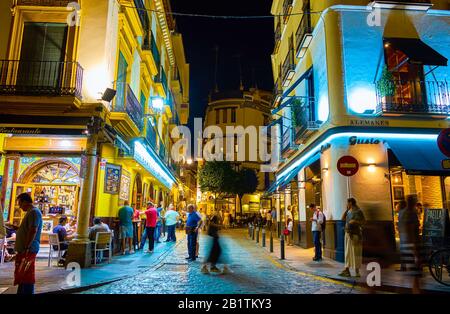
xmin=262 ymin=228 xmax=266 ymax=247
xmin=256 ymin=227 xmax=260 ymax=243
xmin=280 ymin=234 xmax=285 ymax=260
xmin=252 ymin=225 xmax=255 ymax=240
xmin=270 ymin=230 xmax=274 ymax=253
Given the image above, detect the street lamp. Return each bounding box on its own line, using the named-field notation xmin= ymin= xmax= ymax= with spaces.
xmin=151 ymin=96 xmax=165 ymax=111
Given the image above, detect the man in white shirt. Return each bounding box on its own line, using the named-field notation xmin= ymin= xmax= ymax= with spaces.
xmin=309 ymin=204 xmax=324 ymax=261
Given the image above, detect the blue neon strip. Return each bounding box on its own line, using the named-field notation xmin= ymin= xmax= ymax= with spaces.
xmin=276 ymin=126 xmax=443 ymax=181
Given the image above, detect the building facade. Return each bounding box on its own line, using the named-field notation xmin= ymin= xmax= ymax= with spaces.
xmin=268 ymin=0 xmax=450 ymax=261
xmin=198 ymin=88 xmax=274 ymax=217
xmin=0 ymin=0 xmax=189 ymax=266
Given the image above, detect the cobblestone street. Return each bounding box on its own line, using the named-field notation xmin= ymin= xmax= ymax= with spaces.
xmin=81 ymin=229 xmax=359 ymax=294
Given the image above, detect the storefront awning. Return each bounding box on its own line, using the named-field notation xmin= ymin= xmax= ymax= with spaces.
xmin=386 ymin=137 xmax=450 ymax=176
xmin=384 ymin=37 xmax=448 ymax=66
xmin=266 ymin=151 xmax=321 ymax=194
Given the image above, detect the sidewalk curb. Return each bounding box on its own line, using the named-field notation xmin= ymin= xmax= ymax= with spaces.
xmin=244 ymin=233 xmax=450 ymax=295
xmin=40 ymin=236 xmax=186 ymax=294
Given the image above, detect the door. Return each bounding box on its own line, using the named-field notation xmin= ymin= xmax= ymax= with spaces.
xmin=10 ymin=184 xmax=35 ymax=226
xmin=17 ymin=23 xmax=68 ymax=93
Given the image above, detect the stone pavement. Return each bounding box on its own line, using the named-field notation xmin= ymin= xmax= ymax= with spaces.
xmin=0 ymin=231 xmax=184 ymax=294
xmin=81 ymin=229 xmax=360 ymax=294
xmin=244 ymin=228 xmax=450 ymax=294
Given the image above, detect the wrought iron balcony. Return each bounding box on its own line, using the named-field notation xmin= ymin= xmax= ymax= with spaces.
xmin=273 ymin=19 xmax=282 ymax=55
xmin=273 ymin=78 xmax=283 ymax=107
xmin=375 ymin=80 xmax=450 ymax=116
xmin=282 ymin=0 xmax=293 ymax=24
xmin=145 ymin=119 xmax=157 ymax=149
xmin=0 ymin=60 xmax=83 ymax=98
xmin=295 ymin=12 xmax=313 ymax=59
xmin=113 ymin=84 xmax=144 ymax=132
xmin=16 ymin=0 xmax=77 ymax=6
xmin=281 ymin=50 xmax=295 ymax=87
xmin=281 ymin=128 xmax=297 ymax=158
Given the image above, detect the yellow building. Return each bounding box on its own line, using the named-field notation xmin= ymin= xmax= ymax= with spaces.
xmin=0 ymin=0 xmax=189 ymax=266
xmin=199 ymin=88 xmax=274 ymax=217
xmin=268 ymin=0 xmax=450 ymax=260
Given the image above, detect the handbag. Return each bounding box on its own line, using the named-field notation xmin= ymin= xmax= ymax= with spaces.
xmin=283 ymin=228 xmax=289 ymax=236
xmin=14 ymin=253 xmax=36 ymax=285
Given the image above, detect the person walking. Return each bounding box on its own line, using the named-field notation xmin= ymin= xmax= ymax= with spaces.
xmin=185 ymin=204 xmax=202 ymax=261
xmin=266 ymin=210 xmax=272 ymax=231
xmin=132 ymin=205 xmax=141 ymax=251
xmin=14 ymin=193 xmax=43 ymax=294
xmin=222 ymin=210 xmax=230 ymax=229
xmin=271 ymin=207 xmax=277 ymax=232
xmin=201 ymin=213 xmax=222 ymax=273
xmin=309 ymin=204 xmax=324 ymax=261
xmin=155 ymin=202 xmax=164 ymax=243
xmin=118 ymin=201 xmax=134 ymax=255
xmin=398 ymin=195 xmax=422 ymax=293
xmin=286 ymin=218 xmax=293 ymax=246
xmin=339 ymin=198 xmax=365 ymax=277
xmin=164 ymin=204 xmax=179 ymax=242
xmin=144 ymin=202 xmax=158 ymax=253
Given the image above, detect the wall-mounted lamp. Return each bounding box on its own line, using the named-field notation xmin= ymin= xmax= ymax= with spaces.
xmin=101 ymin=88 xmax=117 ymax=102
xmin=322 ymin=167 xmax=329 ymax=173
xmin=151 ymin=97 xmax=165 ymax=111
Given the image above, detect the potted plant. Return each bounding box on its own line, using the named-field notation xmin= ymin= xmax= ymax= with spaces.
xmin=290 ymin=97 xmax=304 ymax=132
xmin=378 ymin=66 xmax=396 ymax=106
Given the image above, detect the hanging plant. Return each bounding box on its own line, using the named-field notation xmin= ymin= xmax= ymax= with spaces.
xmin=378 ymin=66 xmax=395 ymax=97
xmin=290 ymin=98 xmax=304 ymax=129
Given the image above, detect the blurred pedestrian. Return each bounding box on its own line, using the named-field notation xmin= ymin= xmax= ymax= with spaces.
xmin=155 ymin=202 xmax=164 ymax=243
xmin=201 ymin=213 xmax=222 ymax=273
xmin=266 ymin=210 xmax=272 ymax=230
xmin=185 ymin=204 xmax=202 ymax=261
xmin=118 ymin=201 xmax=134 ymax=255
xmin=223 ymin=210 xmax=230 ymax=229
xmin=286 ymin=218 xmax=293 ymax=246
xmin=309 ymin=204 xmax=324 ymax=261
xmin=164 ymin=204 xmax=179 ymax=242
xmin=14 ymin=193 xmax=43 ymax=295
xmin=144 ymin=202 xmax=157 ymax=253
xmin=339 ymin=198 xmax=365 ymax=277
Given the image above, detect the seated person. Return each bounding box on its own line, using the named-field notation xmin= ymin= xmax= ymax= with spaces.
xmin=65 ymin=218 xmax=77 ymax=237
xmin=89 ymin=217 xmax=111 ymax=241
xmin=89 ymin=218 xmax=111 ymax=263
xmin=3 ymin=223 xmax=17 ymax=262
xmin=53 ymin=216 xmax=73 ymax=266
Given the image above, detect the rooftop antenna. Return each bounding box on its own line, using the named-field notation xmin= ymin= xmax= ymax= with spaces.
xmin=237 ymin=54 xmax=244 ymax=91
xmin=252 ymin=67 xmax=258 ymax=89
xmin=213 ymin=45 xmax=219 ymax=93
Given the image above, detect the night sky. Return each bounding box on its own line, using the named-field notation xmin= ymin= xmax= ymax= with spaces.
xmin=170 ymin=0 xmax=274 ymax=130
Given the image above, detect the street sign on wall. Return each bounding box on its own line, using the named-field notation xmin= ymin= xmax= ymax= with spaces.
xmin=437 ymin=128 xmax=450 ymax=158
xmin=337 ymin=156 xmax=359 ymax=177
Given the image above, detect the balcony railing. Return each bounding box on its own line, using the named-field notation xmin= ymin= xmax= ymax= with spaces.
xmin=282 ymin=0 xmax=293 ymax=24
xmin=113 ymin=84 xmax=144 ymax=131
xmin=274 ymin=19 xmax=282 ymax=54
xmin=375 ymin=80 xmax=450 ymax=116
xmin=16 ymin=0 xmax=77 ymax=6
xmin=145 ymin=33 xmax=161 ymax=69
xmin=281 ymin=128 xmax=297 ymax=158
xmin=273 ymin=78 xmax=283 ymax=107
xmin=145 ymin=119 xmax=157 ymax=149
xmin=295 ymin=11 xmax=313 ymax=59
xmin=281 ymin=50 xmax=295 ymax=87
xmin=0 ymin=60 xmax=83 ymax=98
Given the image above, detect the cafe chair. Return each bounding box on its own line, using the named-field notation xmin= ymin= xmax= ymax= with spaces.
xmin=0 ymin=237 xmax=6 ymax=264
xmin=93 ymin=232 xmax=112 ymax=265
xmin=48 ymin=233 xmax=62 ymax=267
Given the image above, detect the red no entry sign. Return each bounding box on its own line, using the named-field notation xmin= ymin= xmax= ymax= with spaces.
xmin=438 ymin=128 xmax=450 ymax=158
xmin=337 ymin=156 xmax=359 ymax=177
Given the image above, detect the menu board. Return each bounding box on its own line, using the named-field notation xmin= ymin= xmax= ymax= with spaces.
xmin=119 ymin=169 xmax=131 ymax=201
xmin=104 ymin=163 xmax=121 ymax=194
xmin=423 ymin=208 xmax=449 ymax=250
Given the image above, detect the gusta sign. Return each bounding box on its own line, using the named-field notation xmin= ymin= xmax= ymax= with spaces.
xmin=349 ymin=136 xmax=381 ymax=145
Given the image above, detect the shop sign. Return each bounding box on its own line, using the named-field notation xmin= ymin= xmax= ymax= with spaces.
xmin=104 ymin=163 xmax=121 ymax=194
xmin=423 ymin=208 xmax=449 ymax=250
xmin=349 ymin=120 xmax=389 ymax=127
xmin=349 ymin=136 xmax=381 ymax=145
xmin=320 ymin=143 xmax=331 ymax=153
xmin=437 ymin=128 xmax=450 ymax=158
xmin=0 ymin=127 xmax=84 ymax=135
xmin=119 ymin=169 xmax=131 ymax=201
xmin=337 ymin=156 xmax=359 ymax=177
xmin=100 ymin=158 xmax=107 ymax=170
xmin=442 ymin=159 xmax=450 ymax=170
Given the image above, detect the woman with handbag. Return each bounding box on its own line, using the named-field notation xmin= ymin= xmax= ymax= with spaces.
xmin=285 ymin=218 xmax=293 ymax=246
xmin=339 ymin=198 xmax=365 ymax=278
